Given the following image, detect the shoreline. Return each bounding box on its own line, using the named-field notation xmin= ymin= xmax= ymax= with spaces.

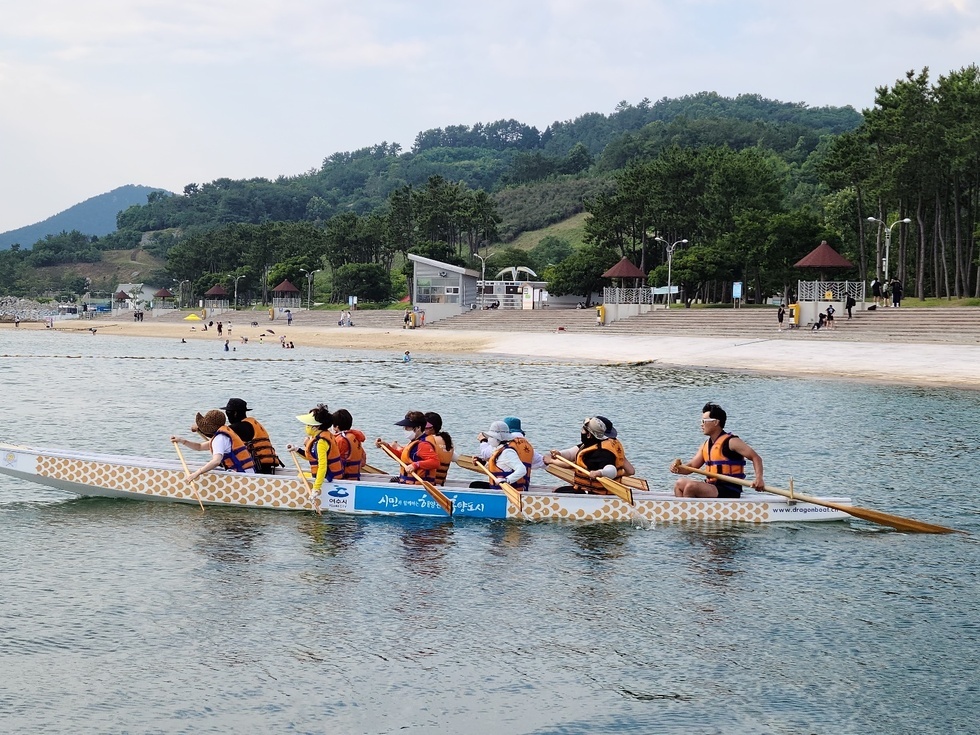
xmin=4 ymin=319 xmax=979 ymax=390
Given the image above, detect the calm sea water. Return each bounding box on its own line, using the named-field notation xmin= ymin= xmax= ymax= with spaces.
xmin=1 ymin=329 xmax=978 ymax=734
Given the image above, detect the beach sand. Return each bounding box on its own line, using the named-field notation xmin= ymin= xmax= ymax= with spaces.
xmin=7 ymin=319 xmax=979 ymax=389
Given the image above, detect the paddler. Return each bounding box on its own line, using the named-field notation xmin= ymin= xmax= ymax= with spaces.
xmin=287 ymin=405 xmax=343 ymax=493
xmin=669 ymin=402 xmax=765 ymax=498
xmin=170 ymin=409 xmax=256 ymax=480
xmin=543 ymin=416 xmax=634 ymax=494
xmin=331 ymin=408 xmax=367 ymax=480
xmin=476 ymin=416 xmax=544 ymax=470
xmin=221 ymin=397 xmax=284 ymax=475
xmin=468 ymin=421 xmax=530 ymax=491
xmin=375 ymin=411 xmax=439 ymax=484
xmin=424 ymin=411 xmax=455 ymax=485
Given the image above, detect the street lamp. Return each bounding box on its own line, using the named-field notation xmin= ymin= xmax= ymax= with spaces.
xmin=654 ymin=237 xmax=688 ymax=309
xmin=233 ymin=275 xmax=245 ymax=310
xmin=299 ymin=268 xmax=321 ymax=310
xmin=867 ymin=217 xmax=911 ymax=282
xmin=474 ymin=254 xmax=487 ymax=308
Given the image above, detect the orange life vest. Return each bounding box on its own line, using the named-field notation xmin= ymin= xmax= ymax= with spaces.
xmin=701 ymin=433 xmax=745 ymax=492
xmin=212 ymin=426 xmax=256 ymax=473
xmin=304 ymin=431 xmax=342 ymax=482
xmin=336 ymin=429 xmax=366 ymax=480
xmin=241 ymin=417 xmax=281 ymax=469
xmin=397 ymin=438 xmax=438 ymax=484
xmin=427 ymin=435 xmax=454 ymax=486
xmin=573 ymin=438 xmax=626 ymax=494
xmin=487 ymin=438 xmax=535 ymax=492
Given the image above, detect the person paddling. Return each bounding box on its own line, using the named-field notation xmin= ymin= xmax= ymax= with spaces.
xmin=669 ymin=402 xmax=764 ymax=498
xmin=170 ymin=409 xmax=256 ymax=480
xmin=376 ymin=411 xmax=439 ymax=485
xmin=468 ymin=421 xmax=530 ymax=492
xmin=543 ymin=416 xmax=634 ymax=494
xmin=287 ymin=405 xmax=342 ymax=494
xmin=222 ymin=398 xmax=283 ymax=475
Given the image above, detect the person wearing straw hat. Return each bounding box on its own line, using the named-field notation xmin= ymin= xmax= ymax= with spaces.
xmin=469 ymin=421 xmax=530 ymax=491
xmin=170 ymin=409 xmax=256 ymax=480
xmin=287 ymin=405 xmax=342 ymax=493
xmin=543 ymin=416 xmax=634 ymax=494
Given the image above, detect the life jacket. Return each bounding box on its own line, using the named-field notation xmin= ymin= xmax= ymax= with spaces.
xmin=487 ymin=438 xmax=534 ymax=492
xmin=241 ymin=417 xmax=281 ymax=469
xmin=212 ymin=426 xmax=256 ymax=472
xmin=573 ymin=438 xmax=626 ymax=494
xmin=397 ymin=438 xmax=438 ymax=484
xmin=304 ymin=431 xmax=342 ymax=482
xmin=701 ymin=432 xmax=745 ymax=492
xmin=428 ymin=435 xmax=455 ymax=486
xmin=336 ymin=429 xmax=366 ymax=480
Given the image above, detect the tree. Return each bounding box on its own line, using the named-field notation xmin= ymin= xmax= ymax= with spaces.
xmin=331 ymin=263 xmax=393 ymax=303
xmin=529 ymin=236 xmax=574 ymax=270
xmin=544 ymin=245 xmax=619 ymax=306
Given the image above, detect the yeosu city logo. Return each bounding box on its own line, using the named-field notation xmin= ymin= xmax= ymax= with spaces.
xmin=327 ymin=487 xmax=349 ymax=498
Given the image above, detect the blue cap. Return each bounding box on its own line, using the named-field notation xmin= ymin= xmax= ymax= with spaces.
xmin=503 ymin=416 xmax=523 ymax=435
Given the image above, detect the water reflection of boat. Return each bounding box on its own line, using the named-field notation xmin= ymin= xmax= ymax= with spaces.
xmin=0 ymin=443 xmax=853 ymax=525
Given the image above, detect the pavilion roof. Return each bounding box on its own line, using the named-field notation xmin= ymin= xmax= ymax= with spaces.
xmin=601 ymin=256 xmax=646 ymax=279
xmin=203 ymin=284 xmax=229 ymax=297
xmin=794 ymin=241 xmax=854 ymax=268
xmin=272 ymin=280 xmax=301 ymax=293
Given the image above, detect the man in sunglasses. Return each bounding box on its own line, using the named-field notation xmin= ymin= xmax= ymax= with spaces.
xmin=670 ymin=403 xmax=765 ymax=498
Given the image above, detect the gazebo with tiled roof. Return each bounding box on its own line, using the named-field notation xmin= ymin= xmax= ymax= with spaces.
xmin=203 ymin=284 xmax=230 ymax=313
xmin=271 ymin=279 xmax=302 ymax=312
xmin=793 ymin=240 xmax=862 ymax=327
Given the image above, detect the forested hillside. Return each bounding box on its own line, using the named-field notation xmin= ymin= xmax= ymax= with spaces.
xmin=0 ymin=185 xmax=169 ymax=250
xmin=10 ymin=76 xmax=978 ymax=307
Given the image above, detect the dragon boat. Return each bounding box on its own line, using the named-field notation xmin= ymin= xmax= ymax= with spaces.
xmin=0 ymin=442 xmax=852 ymax=524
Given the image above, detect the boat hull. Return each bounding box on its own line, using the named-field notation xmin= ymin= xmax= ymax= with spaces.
xmin=0 ymin=443 xmax=851 ymax=524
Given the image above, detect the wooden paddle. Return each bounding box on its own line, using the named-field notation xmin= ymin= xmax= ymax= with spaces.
xmin=172 ymin=440 xmax=205 ymax=511
xmin=459 ymin=453 xmax=650 ymax=492
xmin=378 ymin=443 xmax=454 ymax=516
xmin=361 ymin=463 xmax=386 ymax=474
xmin=289 ymin=449 xmax=322 ymax=515
xmin=676 ymin=461 xmax=963 ymax=535
xmin=470 ymin=458 xmax=523 ymax=512
xmin=550 ymin=454 xmax=634 ymax=505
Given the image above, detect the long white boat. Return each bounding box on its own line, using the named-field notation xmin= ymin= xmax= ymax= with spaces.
xmin=0 ymin=442 xmax=852 ymax=524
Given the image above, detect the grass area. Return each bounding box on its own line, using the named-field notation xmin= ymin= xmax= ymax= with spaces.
xmin=888 ymin=297 xmax=980 ymax=308
xmin=494 ymin=212 xmax=590 ymax=252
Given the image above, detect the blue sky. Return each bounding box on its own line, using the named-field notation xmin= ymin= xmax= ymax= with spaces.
xmin=1 ymin=0 xmax=978 ymax=233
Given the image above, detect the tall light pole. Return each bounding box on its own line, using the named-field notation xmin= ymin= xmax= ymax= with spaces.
xmin=655 ymin=237 xmax=688 ymax=309
xmin=867 ymin=217 xmax=911 ymax=282
xmin=299 ymin=268 xmax=321 ymax=310
xmin=474 ymin=254 xmax=487 ymax=308
xmin=233 ymin=275 xmax=244 ymax=310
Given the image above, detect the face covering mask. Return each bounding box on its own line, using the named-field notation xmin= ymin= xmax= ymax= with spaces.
xmin=487 ymin=436 xmax=500 ymax=448
xmin=404 ymin=429 xmax=417 ymax=442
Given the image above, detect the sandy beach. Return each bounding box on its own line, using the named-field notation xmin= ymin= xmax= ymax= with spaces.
xmin=6 ymin=318 xmax=979 ymax=389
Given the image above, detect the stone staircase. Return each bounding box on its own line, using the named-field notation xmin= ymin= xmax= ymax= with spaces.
xmin=149 ymin=304 xmax=980 ymax=344
xmin=428 ymin=305 xmax=980 ymax=344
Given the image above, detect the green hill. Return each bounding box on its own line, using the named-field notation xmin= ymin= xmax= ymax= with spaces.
xmin=0 ymin=185 xmax=171 ymax=250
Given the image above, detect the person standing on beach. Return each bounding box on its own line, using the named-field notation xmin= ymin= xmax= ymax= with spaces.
xmin=777 ymin=304 xmax=785 ymax=331
xmin=871 ymin=279 xmax=882 ymax=307
xmin=669 ymin=402 xmax=764 ymax=498
xmin=891 ymin=278 xmax=903 ymax=307
xmin=14 ymin=315 xmax=19 ymax=328
xmin=826 ymin=303 xmax=836 ymax=329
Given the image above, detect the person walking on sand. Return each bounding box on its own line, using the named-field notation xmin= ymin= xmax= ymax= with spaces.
xmin=777 ymin=304 xmax=785 ymax=331
xmin=669 ymin=402 xmax=764 ymax=498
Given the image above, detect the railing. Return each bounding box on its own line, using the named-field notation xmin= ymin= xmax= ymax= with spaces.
xmin=797 ymin=281 xmax=866 ymax=302
xmin=603 ymin=287 xmax=654 ymax=304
